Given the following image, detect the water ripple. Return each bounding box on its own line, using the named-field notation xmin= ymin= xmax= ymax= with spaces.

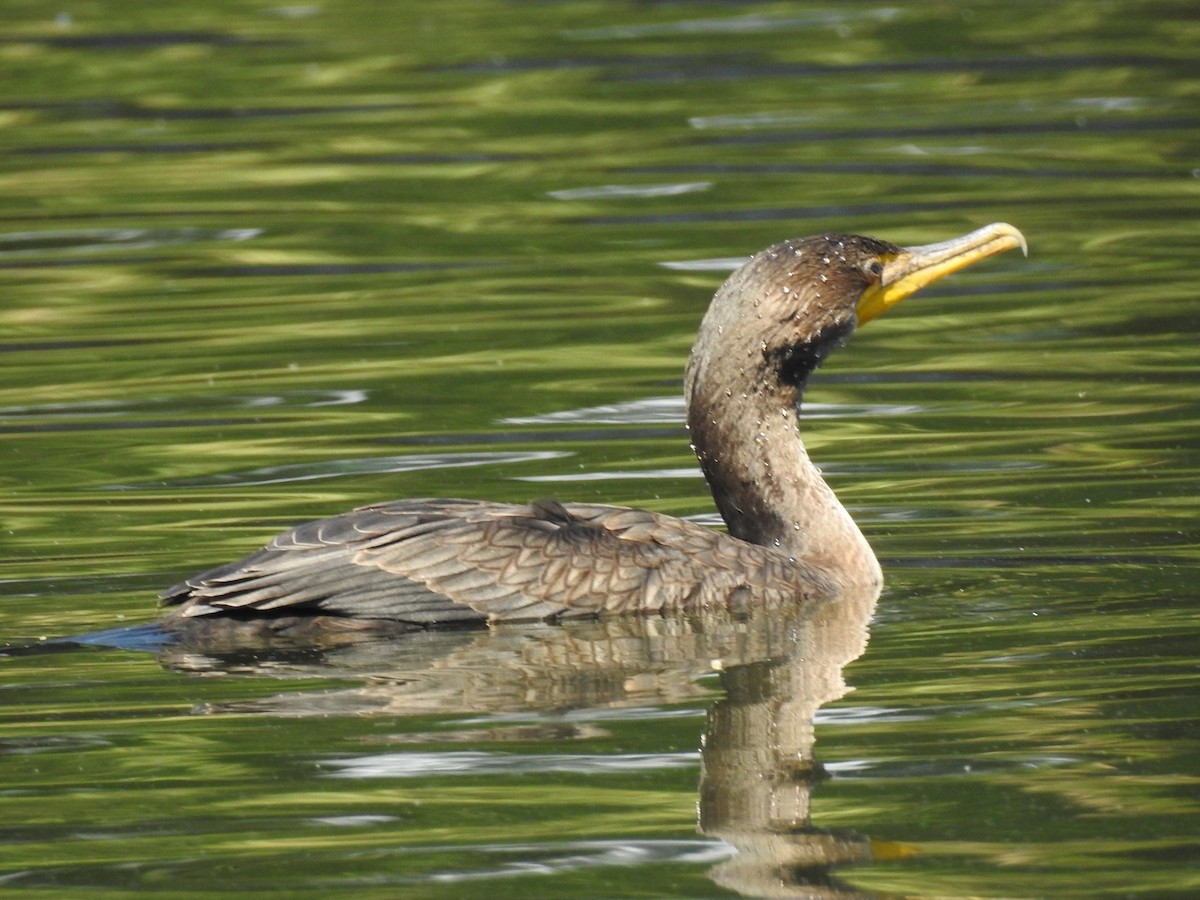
xmin=0 ymin=391 xmax=369 ymax=422
xmin=517 ymin=467 xmax=700 ymax=483
xmin=106 ymin=450 xmax=569 ymax=489
xmin=547 ymin=182 xmax=711 ymax=200
xmin=0 ymin=226 xmax=259 ymax=257
xmin=370 ymin=839 xmax=733 ymax=886
xmin=322 ymin=750 xmax=698 ymax=779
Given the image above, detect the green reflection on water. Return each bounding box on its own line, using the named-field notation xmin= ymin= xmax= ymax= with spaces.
xmin=1 ymin=0 xmax=1198 ymax=897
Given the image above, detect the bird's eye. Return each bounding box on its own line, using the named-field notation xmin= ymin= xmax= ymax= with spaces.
xmin=867 ymin=260 xmax=884 ymax=278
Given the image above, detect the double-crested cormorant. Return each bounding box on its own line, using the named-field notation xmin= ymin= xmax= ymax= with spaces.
xmin=162 ymin=223 xmax=1025 ymax=626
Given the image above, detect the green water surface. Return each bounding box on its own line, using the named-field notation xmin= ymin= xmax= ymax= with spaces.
xmin=1 ymin=2 xmax=1198 ymax=898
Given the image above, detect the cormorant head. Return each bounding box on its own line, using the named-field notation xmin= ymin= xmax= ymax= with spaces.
xmin=691 ymin=223 xmax=1027 ymax=394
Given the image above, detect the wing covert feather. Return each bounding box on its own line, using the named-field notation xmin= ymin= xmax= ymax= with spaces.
xmin=162 ymin=498 xmax=833 ymax=625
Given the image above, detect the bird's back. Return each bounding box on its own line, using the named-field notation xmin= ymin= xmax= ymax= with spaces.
xmin=162 ymin=498 xmax=834 ymax=626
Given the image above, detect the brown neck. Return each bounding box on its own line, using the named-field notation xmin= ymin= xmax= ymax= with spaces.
xmin=684 ymin=334 xmax=881 ymax=591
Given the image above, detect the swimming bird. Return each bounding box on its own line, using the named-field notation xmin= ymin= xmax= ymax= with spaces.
xmin=162 ymin=223 xmax=1025 ymax=627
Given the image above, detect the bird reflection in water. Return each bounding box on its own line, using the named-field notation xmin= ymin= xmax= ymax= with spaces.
xmin=162 ymin=585 xmax=887 ymax=898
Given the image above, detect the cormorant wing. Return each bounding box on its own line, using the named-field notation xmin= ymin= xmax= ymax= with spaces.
xmin=162 ymin=498 xmax=827 ymax=625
